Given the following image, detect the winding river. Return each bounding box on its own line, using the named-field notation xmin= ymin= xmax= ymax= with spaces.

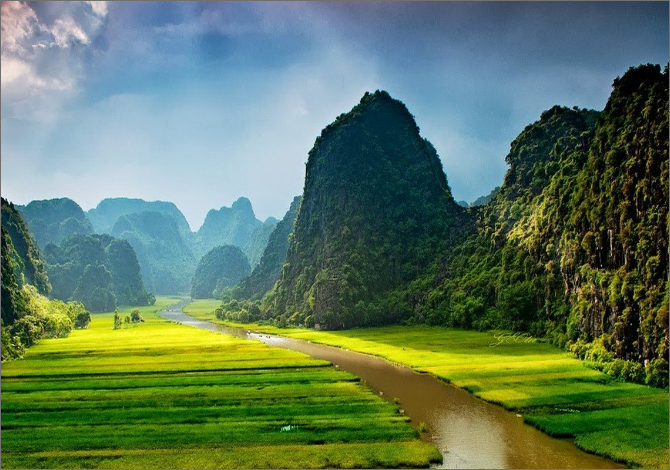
xmin=159 ymin=301 xmax=622 ymax=469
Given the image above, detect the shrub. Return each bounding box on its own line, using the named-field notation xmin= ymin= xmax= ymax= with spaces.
xmin=74 ymin=311 xmax=91 ymax=329
xmin=1 ymin=320 xmax=24 ymax=361
xmin=130 ymin=309 xmax=144 ymax=323
xmin=646 ymin=359 xmax=669 ymax=388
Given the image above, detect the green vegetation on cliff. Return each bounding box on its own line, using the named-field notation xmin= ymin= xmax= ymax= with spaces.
xmin=17 ymin=198 xmax=93 ymax=249
xmin=235 ymin=196 xmax=301 ymax=301
xmin=44 ymin=234 xmax=154 ymax=312
xmin=2 ymin=200 xmax=91 ymax=361
xmin=2 ymin=199 xmax=51 ymax=296
xmin=191 ymin=245 xmax=251 ymax=299
xmin=112 ymin=211 xmax=196 ymax=295
xmin=88 ymin=198 xmax=192 ymax=239
xmin=219 ymin=65 xmax=668 ymax=384
xmin=270 ymin=91 xmax=470 ymax=329
xmin=410 ymin=64 xmax=668 ymax=384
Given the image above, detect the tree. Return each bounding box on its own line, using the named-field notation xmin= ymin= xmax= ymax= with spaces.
xmin=74 ymin=311 xmax=91 ymax=329
xmin=113 ymin=310 xmax=122 ymax=330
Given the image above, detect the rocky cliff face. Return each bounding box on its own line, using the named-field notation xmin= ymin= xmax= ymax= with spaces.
xmin=270 ymin=91 xmax=469 ymax=329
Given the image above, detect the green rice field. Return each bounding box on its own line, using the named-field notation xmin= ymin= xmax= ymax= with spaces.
xmin=0 ymin=298 xmax=440 ymax=469
xmin=207 ymin=315 xmax=669 ymax=469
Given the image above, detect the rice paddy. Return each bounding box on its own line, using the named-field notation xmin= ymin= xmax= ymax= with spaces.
xmin=209 ymin=318 xmax=669 ymax=469
xmin=0 ymin=298 xmax=440 ymax=469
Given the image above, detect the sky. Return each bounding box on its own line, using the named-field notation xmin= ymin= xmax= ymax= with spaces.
xmin=1 ymin=1 xmax=668 ymax=231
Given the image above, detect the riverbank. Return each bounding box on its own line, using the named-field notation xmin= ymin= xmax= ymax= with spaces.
xmin=184 ymin=301 xmax=669 ymax=469
xmin=1 ymin=298 xmax=440 ymax=469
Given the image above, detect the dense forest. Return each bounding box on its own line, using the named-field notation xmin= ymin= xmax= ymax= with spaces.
xmin=1 ymin=199 xmax=91 ymax=361
xmin=402 ymin=64 xmax=668 ymax=386
xmin=219 ymin=64 xmax=668 ymax=386
xmin=233 ymin=196 xmax=301 ymax=301
xmin=111 ymin=211 xmax=197 ymax=294
xmin=2 ymin=198 xmax=51 ymax=296
xmin=44 ymin=234 xmax=154 ymax=312
xmin=17 ymin=198 xmax=93 ymax=248
xmin=191 ymin=245 xmax=251 ymax=299
xmin=266 ymin=90 xmax=469 ymax=329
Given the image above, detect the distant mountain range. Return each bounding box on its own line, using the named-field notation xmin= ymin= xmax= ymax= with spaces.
xmin=17 ymin=195 xmax=283 ymax=296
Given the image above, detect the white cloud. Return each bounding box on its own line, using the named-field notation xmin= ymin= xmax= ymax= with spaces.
xmin=50 ymin=16 xmax=90 ymax=48
xmin=0 ymin=56 xmax=32 ymax=86
xmin=1 ymin=1 xmax=39 ymax=55
xmin=1 ymin=1 xmax=108 ymax=120
xmin=85 ymin=1 xmax=108 ymax=18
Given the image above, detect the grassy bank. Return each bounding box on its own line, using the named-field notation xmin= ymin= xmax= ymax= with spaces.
xmin=184 ymin=303 xmax=668 ymax=469
xmin=1 ymin=298 xmax=440 ymax=469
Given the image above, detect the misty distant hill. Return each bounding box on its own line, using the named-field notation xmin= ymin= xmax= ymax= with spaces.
xmin=88 ymin=198 xmax=192 ymax=238
xmin=111 ymin=211 xmax=197 ymax=295
xmin=194 ymin=197 xmax=266 ymax=260
xmin=17 ymin=198 xmax=94 ymax=249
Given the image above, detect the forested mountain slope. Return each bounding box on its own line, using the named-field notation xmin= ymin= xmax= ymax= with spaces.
xmin=2 ymin=199 xmax=91 ymax=361
xmin=191 ymin=245 xmax=251 ymax=299
xmin=111 ymin=211 xmax=196 ymax=294
xmin=88 ymin=198 xmax=192 ymax=238
xmin=45 ymin=234 xmax=154 ymax=312
xmin=1 ymin=199 xmax=51 ymax=296
xmin=270 ymin=91 xmax=470 ymax=329
xmin=410 ymin=64 xmax=668 ymax=382
xmin=243 ymin=217 xmax=279 ymax=267
xmin=235 ymin=196 xmax=301 ymax=301
xmin=17 ymin=198 xmax=93 ymax=249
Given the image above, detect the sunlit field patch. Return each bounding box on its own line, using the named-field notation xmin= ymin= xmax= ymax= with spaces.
xmin=207 ymin=317 xmax=668 ymax=469
xmin=1 ymin=298 xmax=440 ymax=469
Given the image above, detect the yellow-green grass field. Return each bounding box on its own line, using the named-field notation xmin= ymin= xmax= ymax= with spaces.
xmin=1 ymin=298 xmax=440 ymax=469
xmin=186 ymin=307 xmax=669 ymax=469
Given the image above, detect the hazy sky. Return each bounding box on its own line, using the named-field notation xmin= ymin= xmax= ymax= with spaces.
xmin=1 ymin=1 xmax=668 ymax=230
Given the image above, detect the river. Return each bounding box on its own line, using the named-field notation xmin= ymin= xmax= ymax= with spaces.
xmin=159 ymin=300 xmax=622 ymax=469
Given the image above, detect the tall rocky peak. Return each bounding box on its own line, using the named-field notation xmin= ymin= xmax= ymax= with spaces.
xmin=111 ymin=211 xmax=196 ymax=295
xmin=231 ymin=196 xmax=254 ymax=213
xmin=195 ymin=196 xmax=263 ymax=258
xmin=270 ymin=90 xmax=469 ymax=329
xmin=501 ymin=105 xmax=599 ymax=203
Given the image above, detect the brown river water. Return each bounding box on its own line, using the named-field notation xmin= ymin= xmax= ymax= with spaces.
xmin=159 ymin=301 xmax=623 ymax=469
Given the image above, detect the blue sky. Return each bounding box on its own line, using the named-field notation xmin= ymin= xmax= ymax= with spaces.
xmin=1 ymin=1 xmax=668 ymax=230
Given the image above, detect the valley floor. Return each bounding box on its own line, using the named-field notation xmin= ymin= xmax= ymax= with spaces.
xmin=0 ymin=297 xmax=439 ymax=469
xmin=185 ymin=303 xmax=669 ymax=469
